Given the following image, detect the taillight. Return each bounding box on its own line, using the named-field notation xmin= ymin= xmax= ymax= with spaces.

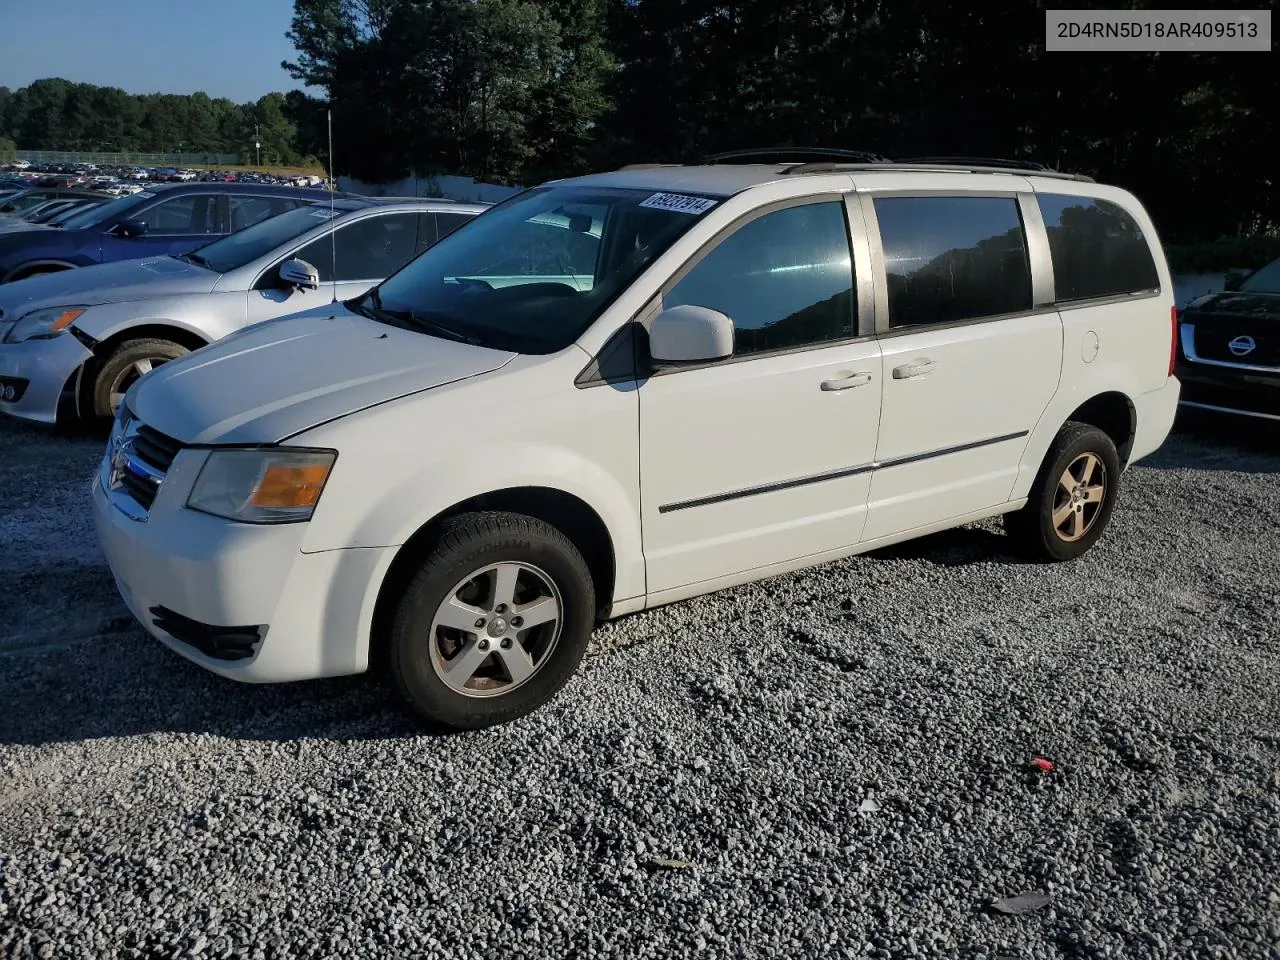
xmin=1169 ymin=305 xmax=1178 ymax=377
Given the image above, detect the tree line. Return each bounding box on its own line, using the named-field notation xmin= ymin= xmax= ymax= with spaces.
xmin=0 ymin=79 xmax=314 ymax=166
xmin=3 ymin=0 xmax=1274 ymax=251
xmin=280 ymin=0 xmax=1274 ymax=249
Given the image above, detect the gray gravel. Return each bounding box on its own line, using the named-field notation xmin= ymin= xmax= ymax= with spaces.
xmin=1 ymin=414 xmax=1278 ymax=959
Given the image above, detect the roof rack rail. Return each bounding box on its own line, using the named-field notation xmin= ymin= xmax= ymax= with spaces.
xmin=617 ymin=163 xmax=681 ymax=171
xmin=702 ymin=147 xmax=891 ymax=165
xmin=897 ymin=156 xmax=1054 ymax=171
xmin=782 ymin=161 xmax=1094 ymax=183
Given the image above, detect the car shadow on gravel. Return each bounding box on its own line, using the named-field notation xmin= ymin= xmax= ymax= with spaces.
xmin=864 ymin=525 xmax=1022 ymax=567
xmin=1141 ymin=418 xmax=1280 ymax=473
xmin=0 ymin=625 xmax=432 ymax=747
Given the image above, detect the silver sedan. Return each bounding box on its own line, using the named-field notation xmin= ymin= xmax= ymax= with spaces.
xmin=0 ymin=198 xmax=486 ymax=425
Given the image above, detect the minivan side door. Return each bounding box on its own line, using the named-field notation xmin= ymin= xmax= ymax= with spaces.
xmin=638 ymin=196 xmax=883 ymax=595
xmin=858 ymin=192 xmax=1062 ymax=542
xmin=244 ymin=211 xmax=422 ymax=327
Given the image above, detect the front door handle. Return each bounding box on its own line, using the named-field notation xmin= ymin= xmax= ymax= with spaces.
xmin=892 ymin=357 xmax=937 ymax=379
xmin=820 ymin=371 xmax=873 ymax=392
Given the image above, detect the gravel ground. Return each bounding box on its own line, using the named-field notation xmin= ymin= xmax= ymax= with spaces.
xmin=1 ymin=414 xmax=1278 ymax=960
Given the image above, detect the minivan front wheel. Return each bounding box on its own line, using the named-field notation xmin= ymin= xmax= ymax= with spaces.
xmin=388 ymin=511 xmax=596 ymax=730
xmin=1005 ymin=422 xmax=1121 ymax=562
xmin=89 ymin=338 xmax=190 ymax=421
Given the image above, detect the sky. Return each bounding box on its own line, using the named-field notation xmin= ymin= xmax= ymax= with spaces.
xmin=0 ymin=0 xmax=316 ymax=103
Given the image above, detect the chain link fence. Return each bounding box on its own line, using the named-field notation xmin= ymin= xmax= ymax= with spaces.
xmin=14 ymin=150 xmax=242 ymax=167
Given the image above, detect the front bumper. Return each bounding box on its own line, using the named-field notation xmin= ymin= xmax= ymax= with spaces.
xmin=0 ymin=332 xmax=92 ymax=423
xmin=91 ymin=451 xmax=393 ymax=683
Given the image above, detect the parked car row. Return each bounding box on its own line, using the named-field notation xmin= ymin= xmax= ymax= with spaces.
xmin=2 ymin=162 xmax=326 ymax=193
xmin=0 ymin=195 xmax=482 ymax=421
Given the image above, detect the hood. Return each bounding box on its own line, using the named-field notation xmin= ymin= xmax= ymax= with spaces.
xmin=1181 ymin=290 xmax=1279 ymax=320
xmin=129 ymin=304 xmax=516 ymax=445
xmin=0 ymin=256 xmax=218 ymax=321
xmin=0 ymin=219 xmax=53 ymax=235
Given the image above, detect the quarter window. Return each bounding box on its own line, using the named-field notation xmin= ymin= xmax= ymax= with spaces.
xmin=873 ymin=196 xmax=1033 ymax=328
xmin=292 ymin=213 xmax=419 ymax=282
xmin=665 ymin=201 xmax=857 ymax=355
xmin=1038 ymin=194 xmax=1160 ymax=302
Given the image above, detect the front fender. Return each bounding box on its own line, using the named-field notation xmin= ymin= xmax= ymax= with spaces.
xmin=303 ymin=439 xmax=645 ymax=603
xmin=294 ymin=359 xmax=644 ymax=604
xmin=72 ymin=294 xmax=244 ymax=347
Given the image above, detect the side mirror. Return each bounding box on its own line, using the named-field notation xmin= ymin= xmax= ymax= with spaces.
xmin=1222 ymin=270 xmax=1247 ymax=292
xmin=278 ymin=257 xmax=321 ymax=291
xmin=115 ymin=218 xmax=148 ymax=239
xmin=649 ymin=304 xmax=734 ymax=364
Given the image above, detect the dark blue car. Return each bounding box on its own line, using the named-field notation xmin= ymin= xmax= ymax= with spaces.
xmin=0 ymin=182 xmax=358 ymax=284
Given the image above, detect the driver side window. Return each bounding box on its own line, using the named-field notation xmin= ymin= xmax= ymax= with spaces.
xmin=664 ymin=200 xmax=858 ymax=356
xmin=140 ymin=194 xmax=220 ymax=236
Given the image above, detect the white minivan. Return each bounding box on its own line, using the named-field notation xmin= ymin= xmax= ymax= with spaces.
xmin=91 ymin=153 xmax=1181 ymax=729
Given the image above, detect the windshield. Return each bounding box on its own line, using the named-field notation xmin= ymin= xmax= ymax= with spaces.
xmin=358 ymin=185 xmax=722 ymax=353
xmin=1240 ymin=258 xmax=1280 ymax=295
xmin=56 ymin=191 xmax=150 ymax=230
xmin=187 ymin=204 xmax=341 ymax=273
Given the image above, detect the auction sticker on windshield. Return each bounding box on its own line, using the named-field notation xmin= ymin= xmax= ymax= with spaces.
xmin=638 ymin=193 xmax=718 ymax=215
xmin=309 ymin=209 xmax=339 ymax=219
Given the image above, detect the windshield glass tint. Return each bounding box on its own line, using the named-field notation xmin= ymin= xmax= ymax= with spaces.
xmin=366 ymin=186 xmax=721 ymax=353
xmin=192 ymin=205 xmax=340 ymax=273
xmin=1240 ymin=259 xmax=1280 ymax=295
xmin=57 ymin=192 xmax=147 ymax=229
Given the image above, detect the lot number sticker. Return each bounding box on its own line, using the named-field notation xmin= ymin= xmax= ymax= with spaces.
xmin=639 ymin=193 xmax=718 ymax=215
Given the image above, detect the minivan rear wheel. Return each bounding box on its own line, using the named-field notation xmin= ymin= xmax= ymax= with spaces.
xmin=388 ymin=511 xmax=596 ymax=730
xmin=1005 ymin=421 xmax=1121 ymax=562
xmin=89 ymin=338 xmax=190 ymax=421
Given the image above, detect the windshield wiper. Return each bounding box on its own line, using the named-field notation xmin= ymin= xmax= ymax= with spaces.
xmin=173 ymin=251 xmax=211 ymax=267
xmin=361 ymin=289 xmax=483 ymax=345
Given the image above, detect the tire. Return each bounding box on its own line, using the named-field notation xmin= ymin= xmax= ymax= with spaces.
xmin=1004 ymin=421 xmax=1121 ymax=562
xmin=88 ymin=338 xmax=191 ymax=421
xmin=388 ymin=511 xmax=596 ymax=730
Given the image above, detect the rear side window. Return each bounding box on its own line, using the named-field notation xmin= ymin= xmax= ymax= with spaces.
xmin=228 ymin=195 xmax=302 ymax=232
xmin=874 ymin=196 xmax=1032 ymax=328
xmin=413 ymin=211 xmax=475 ymax=255
xmin=1037 ymin=194 xmax=1159 ymax=302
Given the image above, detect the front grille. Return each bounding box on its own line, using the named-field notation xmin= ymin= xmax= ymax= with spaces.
xmin=132 ymin=425 xmax=183 ymax=473
xmin=149 ymin=605 xmax=265 ymax=662
xmin=118 ymin=462 xmax=160 ymax=510
xmin=109 ymin=418 xmax=184 ymax=515
xmin=1186 ymin=318 xmax=1280 ymax=367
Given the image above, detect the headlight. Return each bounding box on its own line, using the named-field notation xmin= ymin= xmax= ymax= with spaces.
xmin=3 ymin=305 xmax=88 ymax=343
xmin=187 ymin=448 xmax=337 ymax=524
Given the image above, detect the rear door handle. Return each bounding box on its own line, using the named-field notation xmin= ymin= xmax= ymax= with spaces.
xmin=820 ymin=371 xmax=873 ymax=391
xmin=892 ymin=357 xmax=937 ymax=379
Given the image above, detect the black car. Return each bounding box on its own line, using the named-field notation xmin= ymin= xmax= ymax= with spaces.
xmin=1175 ymin=257 xmax=1280 ymax=423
